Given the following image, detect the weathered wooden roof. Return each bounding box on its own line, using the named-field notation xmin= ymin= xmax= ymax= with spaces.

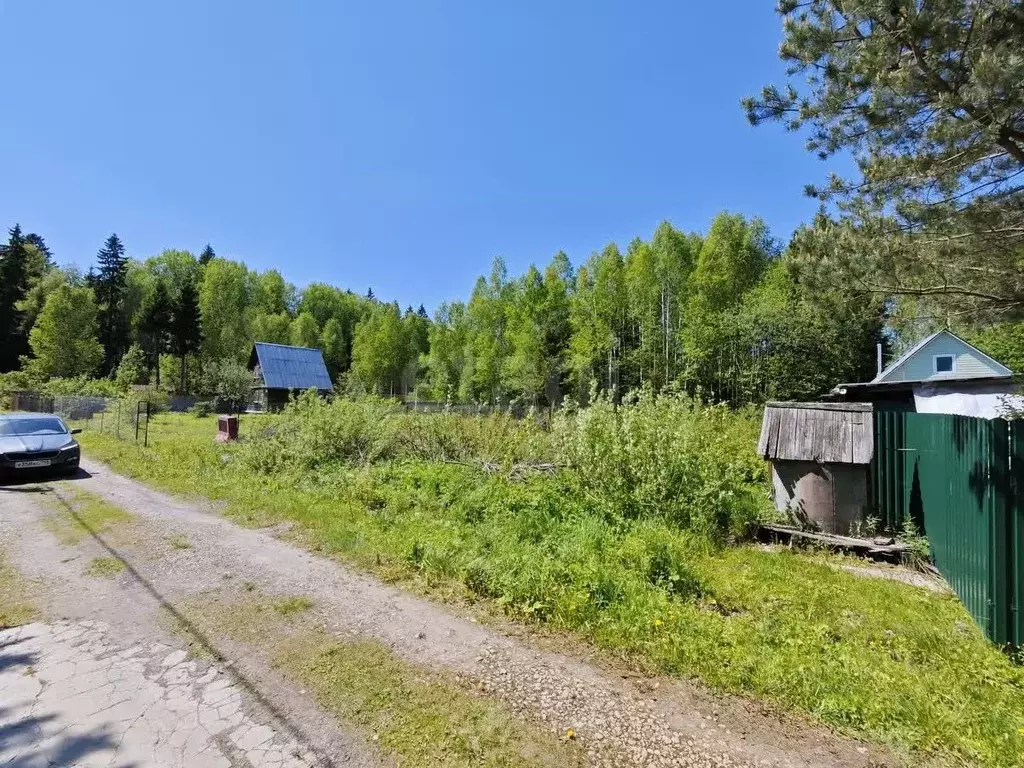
xmin=757 ymin=402 xmax=874 ymax=464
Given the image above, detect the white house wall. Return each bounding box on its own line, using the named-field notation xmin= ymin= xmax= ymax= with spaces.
xmin=912 ymin=381 xmax=1024 ymax=419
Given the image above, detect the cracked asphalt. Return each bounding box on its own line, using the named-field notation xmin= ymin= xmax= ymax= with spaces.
xmin=0 ymin=621 xmax=317 ymax=768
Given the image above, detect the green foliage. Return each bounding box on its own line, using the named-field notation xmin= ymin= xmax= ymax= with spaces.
xmin=290 ymin=311 xmax=321 ymax=349
xmin=320 ymin=317 xmax=346 ymax=380
xmin=3 ymin=214 xmax=887 ymax=410
xmin=26 ymin=285 xmax=104 ymax=379
xmin=190 ymin=401 xmax=213 ymax=418
xmin=93 ymin=233 xmax=130 ymax=374
xmin=242 ymin=392 xmax=765 ymax=542
xmin=746 ymin=0 xmax=1024 ymax=321
xmin=168 ymin=279 xmax=202 ymax=393
xmin=198 ymin=243 xmax=215 ymax=266
xmin=242 ymin=393 xmax=401 ymax=472
xmin=137 ymin=279 xmax=172 ymax=383
xmin=200 ymin=358 xmax=254 ymax=404
xmin=350 ymin=303 xmax=411 ymax=395
xmin=967 ymin=322 xmax=1024 ymax=375
xmin=15 ymin=263 xmax=74 ymax=350
xmin=0 ymin=370 xmax=35 ymax=401
xmin=553 ymin=389 xmax=768 ymax=541
xmin=0 ymin=225 xmax=30 ymax=371
xmin=115 ymin=344 xmax=151 ymax=389
xmin=251 ymin=311 xmax=291 ymax=345
xmin=199 ymin=259 xmax=249 ymax=362
xmin=39 ymin=375 xmax=120 ymax=397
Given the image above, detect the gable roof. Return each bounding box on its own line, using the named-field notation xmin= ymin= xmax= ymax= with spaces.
xmin=249 ymin=343 xmax=333 ymax=391
xmin=873 ymin=329 xmax=1012 ymax=383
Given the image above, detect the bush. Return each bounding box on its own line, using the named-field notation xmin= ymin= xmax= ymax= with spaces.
xmin=39 ymin=376 xmax=121 ymax=398
xmin=239 ymin=389 xmax=768 ymax=543
xmin=190 ymin=401 xmax=213 ymax=418
xmin=242 ymin=392 xmax=400 ymax=473
xmin=0 ymin=370 xmax=36 ymax=403
xmin=201 ymin=358 xmax=254 ymax=404
xmin=115 ymin=344 xmax=150 ymax=390
xmin=553 ymin=389 xmax=769 ymax=541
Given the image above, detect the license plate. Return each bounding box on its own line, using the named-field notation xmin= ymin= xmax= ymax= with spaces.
xmin=14 ymin=459 xmax=51 ymax=469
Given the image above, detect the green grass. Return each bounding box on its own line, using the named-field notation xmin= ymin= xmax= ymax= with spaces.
xmin=44 ymin=488 xmax=132 ymax=544
xmin=193 ymin=594 xmax=584 ymax=767
xmin=84 ymin=556 xmax=126 ymax=578
xmin=272 ymin=595 xmax=314 ymax=616
xmin=0 ymin=550 xmax=37 ymax=628
xmin=80 ymin=413 xmax=1024 ymax=766
xmin=280 ymin=635 xmax=584 ymax=766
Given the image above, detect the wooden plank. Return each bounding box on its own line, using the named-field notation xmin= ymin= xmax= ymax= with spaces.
xmin=853 ymin=410 xmax=874 ymax=463
xmin=766 ymin=401 xmax=873 ymax=413
xmin=770 ymin=409 xmax=782 ymax=456
xmin=840 ymin=414 xmax=854 ymax=464
xmin=760 ymin=524 xmax=910 ymax=554
xmin=778 ymin=408 xmax=800 ymax=461
xmin=757 ymin=408 xmax=771 ymax=457
xmin=800 ymin=408 xmax=818 ymax=461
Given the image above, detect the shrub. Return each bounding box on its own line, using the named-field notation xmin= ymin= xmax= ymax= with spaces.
xmin=40 ymin=376 xmax=120 ymax=398
xmin=114 ymin=344 xmax=150 ymax=390
xmin=190 ymin=401 xmax=213 ymax=418
xmin=241 ymin=392 xmax=400 ymax=473
xmin=553 ymin=388 xmax=770 ymax=541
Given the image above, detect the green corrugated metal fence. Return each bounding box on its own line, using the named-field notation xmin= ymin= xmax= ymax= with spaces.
xmin=872 ymin=412 xmax=1022 ymax=646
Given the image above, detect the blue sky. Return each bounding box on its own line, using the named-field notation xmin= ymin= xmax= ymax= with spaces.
xmin=0 ymin=1 xmax=843 ymax=311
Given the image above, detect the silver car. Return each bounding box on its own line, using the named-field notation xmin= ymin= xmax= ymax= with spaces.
xmin=0 ymin=413 xmax=82 ymax=478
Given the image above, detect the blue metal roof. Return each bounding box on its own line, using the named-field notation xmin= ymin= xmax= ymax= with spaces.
xmin=250 ymin=343 xmax=333 ymax=391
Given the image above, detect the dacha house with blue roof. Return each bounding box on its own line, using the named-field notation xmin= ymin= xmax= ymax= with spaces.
xmin=248 ymin=342 xmax=334 ymax=411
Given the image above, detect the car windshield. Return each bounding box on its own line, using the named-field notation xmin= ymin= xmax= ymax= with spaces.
xmin=0 ymin=417 xmax=68 ymax=436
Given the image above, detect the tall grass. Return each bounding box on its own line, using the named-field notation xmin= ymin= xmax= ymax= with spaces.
xmin=79 ymin=399 xmax=1024 ymax=766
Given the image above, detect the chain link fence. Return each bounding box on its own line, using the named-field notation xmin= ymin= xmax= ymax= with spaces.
xmin=7 ymin=391 xmax=153 ymax=446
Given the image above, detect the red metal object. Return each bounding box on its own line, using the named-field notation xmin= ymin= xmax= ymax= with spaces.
xmin=216 ymin=415 xmax=239 ymax=442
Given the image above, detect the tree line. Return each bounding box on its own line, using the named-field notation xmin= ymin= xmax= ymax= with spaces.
xmin=0 ymin=212 xmax=887 ymax=406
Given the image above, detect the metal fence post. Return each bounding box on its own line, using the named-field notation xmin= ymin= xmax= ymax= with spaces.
xmin=144 ymin=401 xmax=151 ymax=448
xmin=116 ymin=400 xmax=121 ymax=439
xmin=135 ymin=401 xmax=141 ymax=442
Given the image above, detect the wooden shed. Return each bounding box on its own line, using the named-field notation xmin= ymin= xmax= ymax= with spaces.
xmin=757 ymin=402 xmax=874 ymax=535
xmin=248 ymin=342 xmax=334 ymax=411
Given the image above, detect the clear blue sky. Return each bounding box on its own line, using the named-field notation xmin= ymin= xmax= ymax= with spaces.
xmin=0 ymin=1 xmax=842 ymax=311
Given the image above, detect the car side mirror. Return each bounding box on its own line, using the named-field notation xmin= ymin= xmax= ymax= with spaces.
xmin=70 ymin=428 xmax=83 ymax=435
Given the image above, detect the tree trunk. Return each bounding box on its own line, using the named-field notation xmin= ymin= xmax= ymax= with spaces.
xmin=180 ymin=354 xmax=187 ymax=394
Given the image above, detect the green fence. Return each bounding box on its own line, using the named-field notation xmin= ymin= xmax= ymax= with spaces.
xmin=872 ymin=412 xmax=1022 ymax=646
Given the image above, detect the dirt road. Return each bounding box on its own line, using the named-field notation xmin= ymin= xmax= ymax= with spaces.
xmin=0 ymin=460 xmax=891 ymax=767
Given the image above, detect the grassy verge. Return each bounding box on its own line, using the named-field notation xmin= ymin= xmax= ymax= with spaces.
xmin=44 ymin=487 xmax=132 ymax=544
xmin=0 ymin=550 xmax=37 ymax=628
xmin=80 ymin=413 xmax=1024 ymax=766
xmin=190 ymin=592 xmax=585 ymax=767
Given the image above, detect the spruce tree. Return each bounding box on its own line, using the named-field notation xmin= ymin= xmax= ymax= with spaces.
xmin=94 ymin=234 xmax=130 ymax=374
xmin=169 ymin=278 xmax=203 ymax=393
xmin=0 ymin=224 xmax=29 ymax=371
xmin=139 ymin=280 xmax=173 ymax=386
xmin=417 ymin=304 xmax=429 ymax=319
xmin=199 ymin=243 xmax=215 ymax=266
